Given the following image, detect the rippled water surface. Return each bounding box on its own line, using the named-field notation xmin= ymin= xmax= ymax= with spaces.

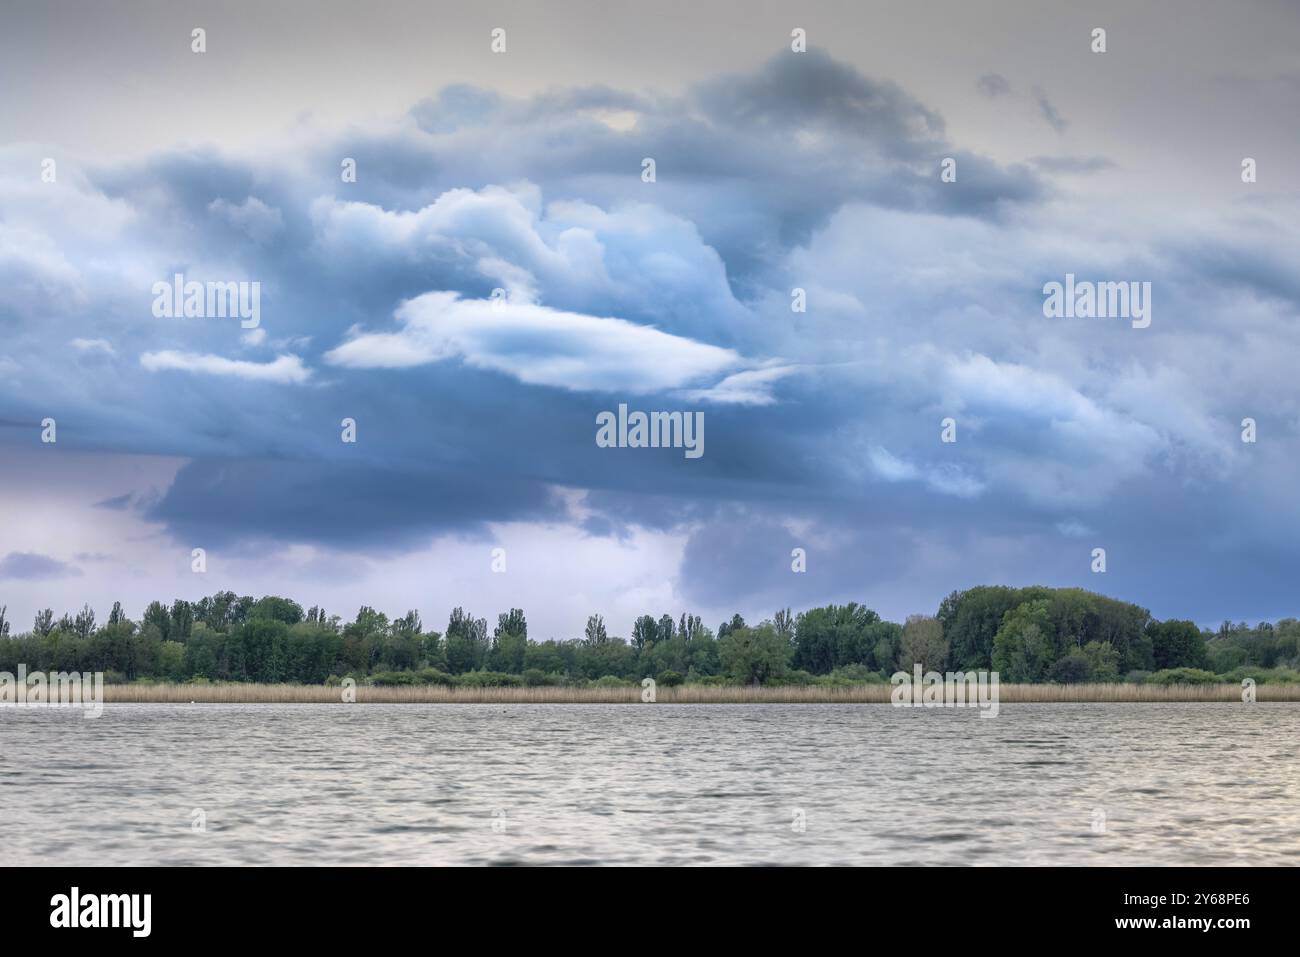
xmin=2 ymin=702 xmax=1297 ymax=865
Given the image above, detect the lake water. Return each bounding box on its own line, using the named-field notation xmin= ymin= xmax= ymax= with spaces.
xmin=2 ymin=702 xmax=1297 ymax=865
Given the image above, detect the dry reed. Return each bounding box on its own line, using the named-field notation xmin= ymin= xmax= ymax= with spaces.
xmin=100 ymin=681 xmax=1300 ymax=704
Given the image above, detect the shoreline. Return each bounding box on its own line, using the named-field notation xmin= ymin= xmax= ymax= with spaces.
xmin=91 ymin=681 xmax=1300 ymax=704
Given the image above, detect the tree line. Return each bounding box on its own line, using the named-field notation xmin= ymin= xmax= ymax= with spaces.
xmin=0 ymin=586 xmax=1297 ymax=687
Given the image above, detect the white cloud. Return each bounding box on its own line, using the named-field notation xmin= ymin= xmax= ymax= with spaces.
xmin=1056 ymin=520 xmax=1093 ymax=537
xmin=869 ymin=446 xmax=919 ymax=482
xmin=310 ymin=184 xmax=750 ymax=341
xmin=310 ymin=184 xmax=556 ymax=274
xmin=324 ymin=291 xmax=744 ymax=394
xmin=682 ymin=364 xmax=798 ymax=406
xmin=937 ymin=352 xmax=1161 ymax=505
xmin=70 ymin=337 xmax=115 ymax=356
xmin=140 ymin=351 xmax=310 ymax=384
xmin=869 ymin=445 xmax=985 ymax=498
xmin=209 ymin=196 xmax=284 ymax=244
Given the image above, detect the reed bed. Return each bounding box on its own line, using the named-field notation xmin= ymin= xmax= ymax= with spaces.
xmin=101 ymin=681 xmax=1300 ymax=704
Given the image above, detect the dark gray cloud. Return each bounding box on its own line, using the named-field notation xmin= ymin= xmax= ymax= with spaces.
xmin=0 ymin=552 xmax=81 ymax=581
xmin=354 ymin=50 xmax=1046 ymax=286
xmin=976 ymin=73 xmax=1011 ymax=98
xmin=2 ymin=42 xmax=1300 ymax=631
xmin=1029 ymin=155 xmax=1117 ymax=174
xmin=1033 ymin=88 xmax=1068 ymax=133
xmin=146 ymin=458 xmax=563 ymax=551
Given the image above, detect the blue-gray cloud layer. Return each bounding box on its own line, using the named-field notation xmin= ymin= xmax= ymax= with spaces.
xmin=2 ymin=47 xmax=1299 ymax=626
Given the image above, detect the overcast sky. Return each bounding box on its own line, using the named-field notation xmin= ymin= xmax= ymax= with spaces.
xmin=2 ymin=0 xmax=1299 ymax=638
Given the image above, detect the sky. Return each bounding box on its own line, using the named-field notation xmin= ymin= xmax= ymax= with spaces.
xmin=1 ymin=0 xmax=1299 ymax=638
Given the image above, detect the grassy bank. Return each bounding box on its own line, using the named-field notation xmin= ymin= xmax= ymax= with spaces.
xmin=100 ymin=681 xmax=1300 ymax=704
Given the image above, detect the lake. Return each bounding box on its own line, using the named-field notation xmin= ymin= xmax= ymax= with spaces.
xmin=2 ymin=702 xmax=1297 ymax=865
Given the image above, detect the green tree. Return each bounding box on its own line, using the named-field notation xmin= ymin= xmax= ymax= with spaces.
xmin=1081 ymin=640 xmax=1120 ymax=681
xmin=33 ymin=608 xmax=54 ymax=637
xmin=897 ymin=614 xmax=947 ymax=673
xmin=444 ymin=608 xmax=488 ymax=674
xmin=169 ymin=600 xmax=194 ymax=641
xmin=684 ymin=628 xmax=720 ymax=677
xmin=524 ymin=639 xmax=573 ymax=677
xmin=643 ymin=634 xmax=688 ymax=677
xmin=250 ymin=596 xmax=305 ymax=625
xmin=183 ymin=623 xmax=221 ymax=679
xmin=129 ymin=623 xmax=164 ymax=678
xmin=773 ymin=608 xmax=794 ymax=645
xmin=869 ymin=621 xmax=903 ymax=674
xmin=793 ymin=603 xmax=882 ymax=673
xmin=1089 ymin=594 xmax=1152 ymax=671
xmin=158 ymin=640 xmax=187 ymax=681
xmin=494 ymin=609 xmax=527 ymax=641
xmin=678 ymin=613 xmax=705 ymax=641
xmin=1146 ymin=619 xmax=1207 ymax=670
xmin=391 ymin=610 xmax=422 ymax=639
xmin=631 ymin=615 xmax=657 ymax=654
xmin=421 ymin=630 xmax=446 ymax=671
xmin=584 ymin=614 xmax=608 ymax=646
xmin=719 ymin=623 xmax=790 ymax=685
xmin=717 ymin=614 xmax=746 ymax=640
xmin=228 ymin=618 xmax=292 ymax=682
xmin=938 ymin=586 xmax=1049 ymax=671
xmin=991 ymin=600 xmax=1056 ymax=682
xmin=576 ymin=637 xmax=636 ymax=679
xmin=71 ymin=604 xmax=96 ymax=640
xmin=142 ymin=600 xmax=170 ymax=641
xmin=490 ymin=609 xmax=528 ymax=673
xmin=1047 ymin=654 xmax=1092 ymax=683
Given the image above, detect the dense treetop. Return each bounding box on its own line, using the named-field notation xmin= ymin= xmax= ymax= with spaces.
xmin=0 ymin=587 xmax=1295 ymax=688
